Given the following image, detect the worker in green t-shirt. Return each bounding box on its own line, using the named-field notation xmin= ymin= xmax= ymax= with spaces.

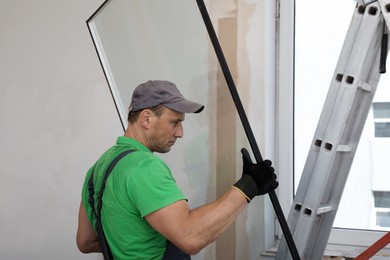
xmin=76 ymin=80 xmax=278 ymax=259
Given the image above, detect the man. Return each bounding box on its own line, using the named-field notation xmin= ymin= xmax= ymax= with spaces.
xmin=77 ymin=80 xmax=278 ymax=259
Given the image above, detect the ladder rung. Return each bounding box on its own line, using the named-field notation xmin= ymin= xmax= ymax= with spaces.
xmin=358 ymin=81 xmax=373 ymax=92
xmin=292 ymin=204 xmax=337 ymax=216
xmin=337 ymin=145 xmax=352 ymax=152
xmin=317 ymin=204 xmax=337 ymax=215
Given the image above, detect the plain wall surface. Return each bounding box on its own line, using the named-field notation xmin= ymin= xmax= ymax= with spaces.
xmin=0 ymin=1 xmax=118 ymax=259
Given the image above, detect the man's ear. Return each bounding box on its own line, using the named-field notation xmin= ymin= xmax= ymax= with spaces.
xmin=139 ymin=109 xmax=152 ymax=129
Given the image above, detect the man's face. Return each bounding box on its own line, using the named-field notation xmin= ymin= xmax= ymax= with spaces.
xmin=147 ymin=107 xmax=185 ymax=153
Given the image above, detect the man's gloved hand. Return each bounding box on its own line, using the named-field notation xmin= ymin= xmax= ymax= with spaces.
xmin=233 ymin=148 xmax=279 ymax=202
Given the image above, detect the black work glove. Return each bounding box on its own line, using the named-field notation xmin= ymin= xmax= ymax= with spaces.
xmin=233 ymin=148 xmax=279 ymax=202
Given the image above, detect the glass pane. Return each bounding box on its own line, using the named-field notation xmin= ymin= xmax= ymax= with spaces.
xmin=373 ymin=102 xmax=390 ymax=118
xmin=295 ymin=0 xmax=390 ymax=237
xmin=87 ymin=0 xmax=252 ymax=204
xmin=376 ymin=212 xmax=390 ymax=228
xmin=375 ymin=122 xmax=390 ymax=137
xmin=373 ymin=191 xmax=390 ymax=208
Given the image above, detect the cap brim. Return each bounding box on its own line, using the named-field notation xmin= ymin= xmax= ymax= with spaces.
xmin=165 ymin=100 xmax=204 ymax=113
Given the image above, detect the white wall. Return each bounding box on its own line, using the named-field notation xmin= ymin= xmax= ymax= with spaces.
xmin=0 ymin=1 xmax=120 ymax=259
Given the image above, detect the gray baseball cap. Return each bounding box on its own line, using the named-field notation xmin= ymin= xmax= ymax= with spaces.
xmin=128 ymin=80 xmax=204 ymax=113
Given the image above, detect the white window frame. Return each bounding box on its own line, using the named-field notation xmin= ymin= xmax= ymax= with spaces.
xmin=276 ymin=0 xmax=295 ymax=236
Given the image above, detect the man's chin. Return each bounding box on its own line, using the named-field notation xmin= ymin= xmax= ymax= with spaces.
xmin=155 ymin=147 xmax=172 ymax=154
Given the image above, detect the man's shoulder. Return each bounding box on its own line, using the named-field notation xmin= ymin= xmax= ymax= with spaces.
xmin=125 ymin=150 xmax=168 ymax=169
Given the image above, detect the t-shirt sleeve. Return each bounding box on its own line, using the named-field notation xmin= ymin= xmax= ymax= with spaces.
xmin=128 ymin=155 xmax=186 ymax=217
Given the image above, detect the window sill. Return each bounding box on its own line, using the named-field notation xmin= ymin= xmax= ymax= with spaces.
xmin=261 ymin=243 xmax=390 ymax=259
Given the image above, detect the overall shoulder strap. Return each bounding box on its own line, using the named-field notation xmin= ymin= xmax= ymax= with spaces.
xmin=96 ymin=150 xmax=135 ymax=216
xmin=87 ymin=149 xmax=135 ymax=260
xmin=88 ymin=150 xmax=135 ymax=214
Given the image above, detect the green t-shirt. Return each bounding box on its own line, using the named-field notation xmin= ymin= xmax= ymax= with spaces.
xmin=81 ymin=136 xmax=186 ymax=259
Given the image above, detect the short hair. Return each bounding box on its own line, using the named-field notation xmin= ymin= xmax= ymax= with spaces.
xmin=127 ymin=104 xmax=166 ymax=124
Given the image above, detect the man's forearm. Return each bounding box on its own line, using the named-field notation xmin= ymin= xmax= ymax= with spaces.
xmin=147 ymin=188 xmax=247 ymax=255
xmin=77 ymin=202 xmax=102 ymax=254
xmin=184 ymin=188 xmax=248 ymax=250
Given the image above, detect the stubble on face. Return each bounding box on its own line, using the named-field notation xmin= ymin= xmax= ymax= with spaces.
xmin=147 ymin=108 xmax=184 ymax=153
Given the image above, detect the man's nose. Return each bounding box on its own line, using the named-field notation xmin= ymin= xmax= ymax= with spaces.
xmin=175 ymin=123 xmax=184 ymax=138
